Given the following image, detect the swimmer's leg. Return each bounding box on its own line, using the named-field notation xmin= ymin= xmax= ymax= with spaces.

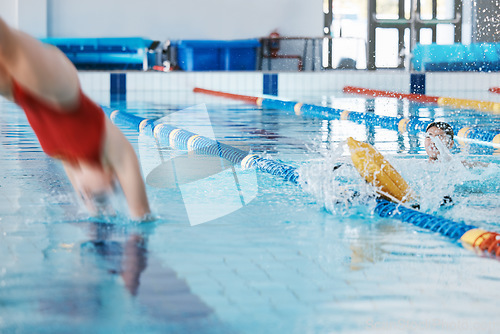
xmin=0 ymin=63 xmax=11 ymax=98
xmin=0 ymin=17 xmax=79 ymax=108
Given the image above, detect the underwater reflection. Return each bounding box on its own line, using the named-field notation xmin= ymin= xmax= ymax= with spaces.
xmin=40 ymin=221 xmax=213 ymax=326
xmin=82 ymin=222 xmax=213 ymax=320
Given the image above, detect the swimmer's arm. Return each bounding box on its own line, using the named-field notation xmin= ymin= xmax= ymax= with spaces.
xmin=0 ymin=64 xmax=13 ymax=100
xmin=0 ymin=17 xmax=79 ymax=107
xmin=62 ymin=162 xmax=100 ymax=215
xmin=117 ymin=149 xmax=151 ymax=220
xmin=104 ymin=119 xmax=151 ymax=220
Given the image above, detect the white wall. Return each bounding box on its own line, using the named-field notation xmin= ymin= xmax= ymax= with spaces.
xmin=0 ymin=0 xmax=18 ymax=27
xmin=46 ymin=0 xmax=323 ymax=40
xmin=0 ymin=0 xmax=47 ymax=37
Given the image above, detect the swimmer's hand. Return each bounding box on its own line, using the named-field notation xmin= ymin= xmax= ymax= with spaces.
xmin=332 ymin=163 xmax=343 ymax=172
xmin=407 ymin=196 xmax=453 ymax=211
xmin=440 ymin=195 xmax=453 ymax=208
xmin=410 ymin=203 xmax=421 ymax=210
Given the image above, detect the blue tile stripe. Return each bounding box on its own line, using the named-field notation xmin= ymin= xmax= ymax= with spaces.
xmin=110 ymin=73 xmax=126 ymax=95
xmin=410 ymin=73 xmax=425 ymax=95
xmin=263 ymin=73 xmax=278 ymax=96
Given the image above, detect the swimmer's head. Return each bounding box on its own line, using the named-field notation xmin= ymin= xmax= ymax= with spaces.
xmin=426 ymin=122 xmax=454 ymax=140
xmin=424 ymin=121 xmax=454 ymax=161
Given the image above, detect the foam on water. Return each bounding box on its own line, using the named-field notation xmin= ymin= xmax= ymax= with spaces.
xmin=393 ymin=137 xmax=500 ymax=227
xmin=298 ymin=141 xmax=378 ymax=216
xmin=299 ymin=135 xmax=500 ymax=232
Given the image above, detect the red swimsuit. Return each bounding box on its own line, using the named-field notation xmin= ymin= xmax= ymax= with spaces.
xmin=12 ymin=80 xmax=105 ymax=166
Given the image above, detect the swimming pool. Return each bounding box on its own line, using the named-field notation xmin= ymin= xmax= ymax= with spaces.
xmin=1 ymin=72 xmax=500 ymax=333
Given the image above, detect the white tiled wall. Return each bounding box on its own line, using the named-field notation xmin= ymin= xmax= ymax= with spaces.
xmin=125 ymin=72 xmax=263 ymax=96
xmin=77 ymin=71 xmax=500 ymax=103
xmin=78 ymin=72 xmax=110 ymax=92
xmin=278 ymin=71 xmax=411 ymax=95
xmin=78 ymin=72 xmax=111 ymax=105
xmin=426 ymin=72 xmax=500 ymax=102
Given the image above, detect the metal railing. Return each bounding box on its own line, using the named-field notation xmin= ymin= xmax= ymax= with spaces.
xmin=258 ymin=36 xmax=367 ymax=71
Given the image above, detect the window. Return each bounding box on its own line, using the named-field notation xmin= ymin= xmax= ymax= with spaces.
xmin=325 ymin=0 xmax=462 ymax=70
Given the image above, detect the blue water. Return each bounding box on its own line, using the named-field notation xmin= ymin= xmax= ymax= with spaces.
xmin=1 ymin=90 xmax=500 ymax=334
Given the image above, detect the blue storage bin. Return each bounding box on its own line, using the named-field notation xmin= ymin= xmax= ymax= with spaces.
xmin=412 ymin=43 xmax=500 ymax=72
xmin=40 ymin=37 xmax=154 ymax=70
xmin=175 ymin=39 xmax=260 ymax=71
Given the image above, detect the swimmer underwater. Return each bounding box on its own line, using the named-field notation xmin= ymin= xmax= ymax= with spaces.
xmin=0 ymin=18 xmax=150 ymax=219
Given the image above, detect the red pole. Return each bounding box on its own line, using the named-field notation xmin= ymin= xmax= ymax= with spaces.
xmin=193 ymin=88 xmax=260 ymax=105
xmin=343 ymin=86 xmax=439 ymax=104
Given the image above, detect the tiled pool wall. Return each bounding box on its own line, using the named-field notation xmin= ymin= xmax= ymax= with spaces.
xmin=78 ymin=71 xmax=500 ymax=106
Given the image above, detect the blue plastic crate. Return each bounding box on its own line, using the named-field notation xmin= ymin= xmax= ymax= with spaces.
xmin=40 ymin=37 xmax=153 ymax=70
xmin=412 ymin=43 xmax=500 ymax=72
xmin=175 ymin=39 xmax=260 ymax=71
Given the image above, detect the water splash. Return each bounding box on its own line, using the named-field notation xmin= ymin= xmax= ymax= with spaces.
xmin=394 ymin=148 xmax=500 ymax=226
xmin=298 ymin=143 xmax=377 ymax=216
xmin=473 ymin=0 xmax=500 ymax=41
xmin=409 ymin=159 xmax=466 ymax=213
xmin=300 ymin=135 xmax=500 ymax=228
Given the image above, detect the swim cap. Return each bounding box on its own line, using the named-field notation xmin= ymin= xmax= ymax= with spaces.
xmin=426 ymin=122 xmax=454 ymax=140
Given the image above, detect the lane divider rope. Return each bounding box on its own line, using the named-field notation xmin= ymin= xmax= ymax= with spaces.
xmin=193 ymin=87 xmax=500 ymax=148
xmin=102 ymin=106 xmax=500 ymax=260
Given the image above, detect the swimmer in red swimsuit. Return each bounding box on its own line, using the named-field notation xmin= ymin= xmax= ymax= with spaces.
xmin=0 ymin=18 xmax=150 ymax=220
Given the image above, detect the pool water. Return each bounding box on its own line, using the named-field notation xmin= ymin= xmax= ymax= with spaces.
xmin=1 ymin=90 xmax=500 ymax=334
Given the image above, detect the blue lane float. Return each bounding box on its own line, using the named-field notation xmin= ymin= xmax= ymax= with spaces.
xmin=194 ymin=88 xmax=500 ymax=148
xmin=374 ymin=199 xmax=475 ymax=240
xmin=102 ymin=107 xmax=300 ymax=183
xmin=102 ymin=106 xmax=491 ymax=250
xmin=271 ymin=100 xmax=500 ymax=146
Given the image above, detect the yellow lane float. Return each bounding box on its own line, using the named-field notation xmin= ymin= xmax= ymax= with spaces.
xmin=347 ymin=137 xmax=416 ymax=204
